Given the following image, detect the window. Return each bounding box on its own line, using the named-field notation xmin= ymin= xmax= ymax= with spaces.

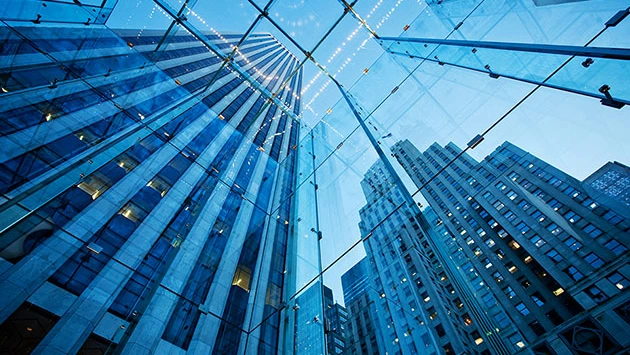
xmin=516 ymin=222 xmax=530 ymax=234
xmin=583 ymin=224 xmax=603 ymax=238
xmin=565 ymin=266 xmax=583 ymax=281
xmin=529 ymin=321 xmax=545 ymax=336
xmin=493 ymin=200 xmax=505 ymax=211
xmin=585 ymin=286 xmax=608 ymax=303
xmin=493 ymin=272 xmax=504 ymax=283
xmin=515 ymin=303 xmax=530 ymax=316
xmin=546 ymin=249 xmax=563 ymax=263
xmin=563 ymin=236 xmax=583 ymax=251
xmin=511 ymin=336 xmax=526 ymax=349
xmin=546 ymin=223 xmax=563 ymax=235
xmin=485 ymin=238 xmax=495 ymax=248
xmin=529 ymin=234 xmax=546 ymax=247
xmin=504 ymin=286 xmax=516 ymax=299
xmin=518 ymin=200 xmax=531 ymax=211
xmin=488 ymin=219 xmax=499 ymax=228
xmin=506 ymin=190 xmax=518 ymax=200
xmin=562 ymin=186 xmax=580 ymax=198
xmin=582 ymin=198 xmax=598 ymax=210
xmin=533 ymin=188 xmax=547 ymax=199
xmin=232 ymin=265 xmax=252 ymax=291
xmin=507 ymin=264 xmax=518 ymax=274
xmin=547 ymin=198 xmax=563 ymax=210
xmin=563 ymin=210 xmax=581 ymax=223
xmin=584 ymin=253 xmax=604 ymax=268
xmin=494 ymin=312 xmax=511 ymax=328
xmin=508 ymin=241 xmax=521 ymax=250
xmin=521 ymin=179 xmax=533 ymax=189
xmin=607 ymin=272 xmax=629 ymax=290
xmin=503 ymin=210 xmax=517 ymax=222
xmin=604 ymin=239 xmax=627 ymax=256
xmin=484 ymin=258 xmax=493 ymax=269
xmin=603 ymin=210 xmax=623 ymax=225
xmin=530 ymin=209 xmax=546 ymax=222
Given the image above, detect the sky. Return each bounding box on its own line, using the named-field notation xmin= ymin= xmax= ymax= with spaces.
xmin=105 ymin=0 xmax=630 ymax=307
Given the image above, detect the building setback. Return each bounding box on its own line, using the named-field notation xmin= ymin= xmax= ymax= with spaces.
xmin=393 ymin=139 xmax=630 ymax=354
xmin=0 ymin=24 xmax=302 ymax=354
xmin=346 ymin=160 xmax=513 ymax=355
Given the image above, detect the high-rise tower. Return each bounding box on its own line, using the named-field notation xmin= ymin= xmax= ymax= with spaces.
xmin=393 ymin=139 xmax=630 ymax=354
xmin=0 ymin=23 xmax=301 ymax=354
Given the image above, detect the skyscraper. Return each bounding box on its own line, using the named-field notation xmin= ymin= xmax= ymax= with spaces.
xmin=0 ymin=23 xmax=301 ymax=354
xmin=323 ymin=285 xmax=347 ymax=355
xmin=341 ymin=258 xmax=382 ymax=355
xmin=392 ymin=139 xmax=630 ymax=354
xmin=350 ymin=159 xmax=516 ymax=355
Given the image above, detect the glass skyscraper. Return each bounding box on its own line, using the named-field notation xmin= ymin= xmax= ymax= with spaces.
xmin=1 ymin=0 xmax=629 ymax=354
xmin=0 ymin=17 xmax=301 ymax=355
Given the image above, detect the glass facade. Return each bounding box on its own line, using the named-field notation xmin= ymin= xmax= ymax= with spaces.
xmin=1 ymin=0 xmax=629 ymax=354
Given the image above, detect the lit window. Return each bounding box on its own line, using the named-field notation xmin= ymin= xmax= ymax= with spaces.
xmin=563 ymin=236 xmax=583 ymax=251
xmin=232 ymin=266 xmax=252 ymax=291
xmin=606 ymin=272 xmax=629 ymax=290
xmin=529 ymin=234 xmax=545 ymax=248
